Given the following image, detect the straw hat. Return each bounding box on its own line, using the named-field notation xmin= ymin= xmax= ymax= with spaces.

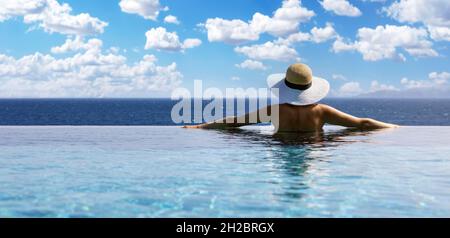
xmin=267 ymin=63 xmax=330 ymax=106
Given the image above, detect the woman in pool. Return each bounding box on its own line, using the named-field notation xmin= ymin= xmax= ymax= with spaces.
xmin=185 ymin=63 xmax=398 ymax=132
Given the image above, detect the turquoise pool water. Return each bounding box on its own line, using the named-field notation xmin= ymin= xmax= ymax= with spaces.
xmin=0 ymin=126 xmax=449 ymax=217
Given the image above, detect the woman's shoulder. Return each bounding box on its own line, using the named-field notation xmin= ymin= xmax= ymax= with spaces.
xmin=315 ymin=104 xmax=340 ymax=115
xmin=277 ymin=103 xmax=333 ymax=112
xmin=316 ymin=103 xmax=334 ymax=110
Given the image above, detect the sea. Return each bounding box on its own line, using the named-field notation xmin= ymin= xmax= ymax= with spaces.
xmin=0 ymin=98 xmax=449 ymax=126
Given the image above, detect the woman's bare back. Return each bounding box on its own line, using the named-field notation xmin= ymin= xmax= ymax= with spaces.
xmin=276 ymin=104 xmax=324 ymax=132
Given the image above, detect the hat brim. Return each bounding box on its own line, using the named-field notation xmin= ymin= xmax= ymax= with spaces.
xmin=267 ymin=73 xmax=330 ymax=106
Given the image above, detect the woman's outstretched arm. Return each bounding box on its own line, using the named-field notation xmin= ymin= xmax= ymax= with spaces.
xmin=321 ymin=105 xmax=399 ymax=129
xmin=184 ymin=106 xmax=272 ymax=129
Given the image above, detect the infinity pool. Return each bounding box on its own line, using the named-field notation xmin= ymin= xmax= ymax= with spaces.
xmin=0 ymin=126 xmax=449 ymax=217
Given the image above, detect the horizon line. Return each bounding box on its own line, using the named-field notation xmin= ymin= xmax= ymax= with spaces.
xmin=0 ymin=97 xmax=449 ymax=100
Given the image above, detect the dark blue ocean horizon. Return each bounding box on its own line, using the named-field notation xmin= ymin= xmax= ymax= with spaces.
xmin=0 ymin=98 xmax=449 ymax=126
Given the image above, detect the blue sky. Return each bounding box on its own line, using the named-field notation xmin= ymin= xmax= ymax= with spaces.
xmin=0 ymin=0 xmax=449 ymax=98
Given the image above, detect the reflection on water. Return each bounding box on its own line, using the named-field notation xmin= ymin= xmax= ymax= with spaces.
xmin=216 ymin=126 xmax=376 ymax=146
xmin=215 ymin=127 xmax=378 ymax=201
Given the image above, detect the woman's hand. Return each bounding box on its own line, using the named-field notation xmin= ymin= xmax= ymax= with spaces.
xmin=183 ymin=122 xmax=230 ymax=129
xmin=183 ymin=124 xmax=206 ymax=129
xmin=384 ymin=123 xmax=401 ymax=128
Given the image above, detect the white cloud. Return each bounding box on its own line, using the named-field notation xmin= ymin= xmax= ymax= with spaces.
xmin=335 ymin=80 xmax=397 ymax=97
xmin=332 ymin=25 xmax=438 ymax=61
xmin=385 ymin=0 xmax=450 ymax=27
xmin=320 ymin=0 xmax=362 ymax=17
xmin=203 ymin=18 xmax=260 ymax=44
xmin=428 ymin=26 xmax=450 ymax=41
xmin=235 ymin=60 xmax=267 ymax=70
xmin=203 ymin=0 xmax=314 ymax=44
xmin=164 ymin=15 xmax=179 ymax=24
xmin=234 ymin=41 xmax=299 ymax=61
xmin=400 ymin=77 xmax=428 ymax=89
xmin=0 ymin=0 xmax=47 ymax=21
xmin=385 ymin=0 xmax=450 ymax=41
xmin=370 ymin=80 xmax=398 ymax=92
xmin=119 ymin=0 xmax=168 ymax=20
xmin=401 ymin=72 xmax=450 ymax=89
xmin=334 ymin=72 xmax=450 ymax=97
xmin=144 ymin=27 xmax=202 ymax=52
xmin=331 ymin=70 xmax=450 ymax=97
xmin=275 ymin=31 xmax=311 ymax=45
xmin=429 ymin=71 xmax=450 ymax=85
xmin=275 ymin=23 xmax=337 ymax=45
xmin=0 ymin=38 xmax=182 ymax=97
xmin=333 ymin=78 xmax=400 ymax=97
xmin=252 ymin=0 xmax=315 ymax=36
xmin=231 ymin=76 xmax=240 ymax=81
xmin=338 ymin=82 xmax=363 ymax=96
xmin=182 ymin=38 xmax=202 ymax=49
xmin=51 ymin=36 xmax=102 ymax=54
xmin=332 ymin=37 xmax=357 ymax=52
xmin=332 ymin=74 xmax=347 ymax=81
xmin=310 ymin=23 xmax=338 ymax=43
xmin=109 ymin=47 xmax=121 ymax=54
xmin=0 ymin=0 xmax=107 ymax=35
